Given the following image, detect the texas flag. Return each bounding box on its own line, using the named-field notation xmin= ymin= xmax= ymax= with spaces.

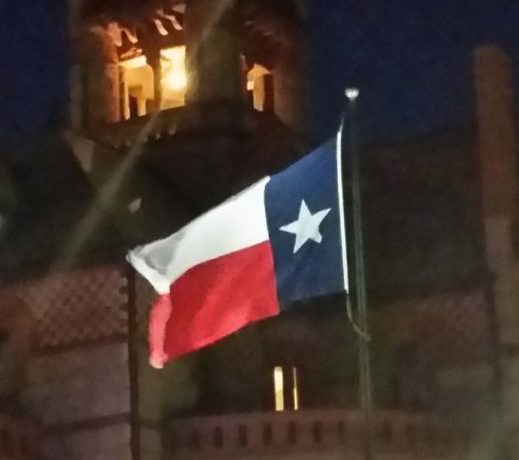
xmin=128 ymin=138 xmax=348 ymax=368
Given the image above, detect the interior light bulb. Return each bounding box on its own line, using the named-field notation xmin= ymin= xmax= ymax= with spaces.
xmin=165 ymin=69 xmax=187 ymax=91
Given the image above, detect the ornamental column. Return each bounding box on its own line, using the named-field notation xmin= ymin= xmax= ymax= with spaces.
xmin=184 ymin=0 xmax=243 ymax=105
xmin=144 ymin=47 xmax=163 ymax=113
xmin=83 ymin=26 xmax=121 ymax=129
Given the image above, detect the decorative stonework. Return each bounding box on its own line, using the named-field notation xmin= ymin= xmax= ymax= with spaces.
xmin=385 ymin=288 xmax=493 ymax=366
xmin=168 ymin=409 xmax=464 ymax=459
xmin=4 ymin=265 xmax=128 ymax=351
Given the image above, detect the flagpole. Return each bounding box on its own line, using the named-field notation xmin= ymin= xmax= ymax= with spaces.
xmin=342 ymin=88 xmax=374 ymax=460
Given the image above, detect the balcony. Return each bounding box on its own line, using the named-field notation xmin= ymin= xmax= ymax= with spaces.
xmin=0 ymin=413 xmax=39 ymax=460
xmin=167 ymin=409 xmax=465 ymax=460
xmin=94 ymin=104 xmax=258 ymax=148
xmin=95 ymin=107 xmax=183 ymax=148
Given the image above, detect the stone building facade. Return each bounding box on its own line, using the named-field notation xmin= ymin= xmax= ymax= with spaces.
xmin=0 ymin=1 xmax=517 ymax=459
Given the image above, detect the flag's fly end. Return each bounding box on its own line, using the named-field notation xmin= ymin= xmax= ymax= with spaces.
xmin=148 ymin=293 xmax=173 ymax=368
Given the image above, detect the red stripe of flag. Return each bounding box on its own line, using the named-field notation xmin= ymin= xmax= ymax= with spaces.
xmin=149 ymin=241 xmax=280 ymax=366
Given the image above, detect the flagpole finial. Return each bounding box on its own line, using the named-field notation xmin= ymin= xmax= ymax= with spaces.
xmin=345 ymin=87 xmax=359 ymax=101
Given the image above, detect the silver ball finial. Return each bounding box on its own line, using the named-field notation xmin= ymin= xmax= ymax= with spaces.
xmin=345 ymin=87 xmax=359 ymax=101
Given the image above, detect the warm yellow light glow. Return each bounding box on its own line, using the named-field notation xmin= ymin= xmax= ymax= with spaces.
xmin=246 ymin=63 xmax=271 ymax=111
xmin=273 ymin=366 xmax=284 ymax=411
xmin=247 ymin=63 xmax=270 ymax=81
xmin=161 ymin=46 xmax=187 ymax=92
xmin=160 ymin=46 xmax=185 ymax=62
xmin=164 ymin=69 xmax=187 ymax=91
xmin=292 ymin=366 xmax=299 ymax=411
xmin=120 ymin=55 xmax=147 ymax=70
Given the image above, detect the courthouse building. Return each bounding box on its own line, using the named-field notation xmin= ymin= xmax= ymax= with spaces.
xmin=0 ymin=1 xmax=517 ymax=459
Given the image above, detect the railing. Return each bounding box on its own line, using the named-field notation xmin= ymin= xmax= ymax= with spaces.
xmin=94 ymin=104 xmax=258 ymax=148
xmin=0 ymin=413 xmax=38 ymax=459
xmin=95 ymin=107 xmax=181 ymax=147
xmin=167 ymin=409 xmax=465 ymax=459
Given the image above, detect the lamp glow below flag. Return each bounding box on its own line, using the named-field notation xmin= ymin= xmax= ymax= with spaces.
xmin=127 ymin=139 xmax=348 ymax=368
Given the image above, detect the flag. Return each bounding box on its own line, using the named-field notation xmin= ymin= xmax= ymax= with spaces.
xmin=128 ymin=138 xmax=348 ymax=368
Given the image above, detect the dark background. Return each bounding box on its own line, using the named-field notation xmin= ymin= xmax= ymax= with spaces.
xmin=309 ymin=0 xmax=519 ymax=141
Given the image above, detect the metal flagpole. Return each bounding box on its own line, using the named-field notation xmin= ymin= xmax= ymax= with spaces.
xmin=340 ymin=88 xmax=374 ymax=460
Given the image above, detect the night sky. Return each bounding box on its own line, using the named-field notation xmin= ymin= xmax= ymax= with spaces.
xmin=0 ymin=1 xmax=68 ymax=156
xmin=0 ymin=0 xmax=518 ymax=151
xmin=309 ymin=0 xmax=519 ymax=142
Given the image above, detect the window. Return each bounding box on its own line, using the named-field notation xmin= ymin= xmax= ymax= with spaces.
xmin=160 ymin=46 xmax=188 ymax=108
xmin=273 ymin=365 xmax=299 ymax=411
xmin=246 ymin=63 xmax=274 ymax=112
xmin=119 ymin=46 xmax=187 ymax=119
xmin=120 ymin=55 xmax=154 ymax=119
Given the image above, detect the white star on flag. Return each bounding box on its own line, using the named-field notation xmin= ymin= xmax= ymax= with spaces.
xmin=279 ymin=200 xmax=331 ymax=254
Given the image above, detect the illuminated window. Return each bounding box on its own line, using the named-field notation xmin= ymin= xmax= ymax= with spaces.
xmin=120 ymin=55 xmax=154 ymax=119
xmin=273 ymin=366 xmax=284 ymax=411
xmin=246 ymin=63 xmax=274 ymax=112
xmin=161 ymin=47 xmax=188 ymax=98
xmin=273 ymin=365 xmax=299 ymax=411
xmin=119 ymin=46 xmax=187 ymax=118
xmin=292 ymin=366 xmax=299 ymax=410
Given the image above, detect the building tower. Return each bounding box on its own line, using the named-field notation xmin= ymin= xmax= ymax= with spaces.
xmin=1 ymin=1 xmax=311 ymax=459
